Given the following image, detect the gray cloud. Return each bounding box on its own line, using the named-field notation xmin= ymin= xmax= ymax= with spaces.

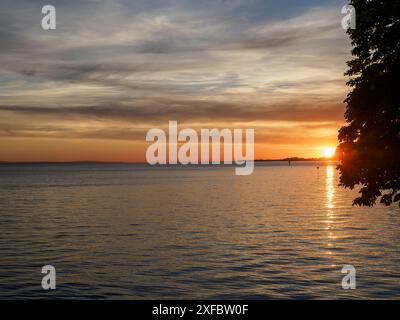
xmin=0 ymin=99 xmax=344 ymax=125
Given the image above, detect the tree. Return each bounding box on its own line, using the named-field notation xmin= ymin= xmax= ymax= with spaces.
xmin=338 ymin=0 xmax=400 ymax=207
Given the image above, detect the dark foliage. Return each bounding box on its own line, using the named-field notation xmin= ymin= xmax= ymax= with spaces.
xmin=338 ymin=0 xmax=400 ymax=206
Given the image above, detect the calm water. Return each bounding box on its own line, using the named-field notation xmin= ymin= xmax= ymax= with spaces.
xmin=0 ymin=162 xmax=399 ymax=299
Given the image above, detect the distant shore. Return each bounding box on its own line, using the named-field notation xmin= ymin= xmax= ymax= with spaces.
xmin=0 ymin=158 xmax=338 ymax=165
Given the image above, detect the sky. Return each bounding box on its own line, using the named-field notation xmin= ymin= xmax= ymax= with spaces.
xmin=0 ymin=0 xmax=352 ymax=162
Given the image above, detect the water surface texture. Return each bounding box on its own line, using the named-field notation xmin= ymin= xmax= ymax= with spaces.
xmin=0 ymin=163 xmax=399 ymax=299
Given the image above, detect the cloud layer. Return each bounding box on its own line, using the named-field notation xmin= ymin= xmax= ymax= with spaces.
xmin=0 ymin=0 xmax=351 ymax=160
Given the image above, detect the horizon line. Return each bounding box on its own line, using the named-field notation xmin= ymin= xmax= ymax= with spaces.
xmin=0 ymin=158 xmax=339 ymax=165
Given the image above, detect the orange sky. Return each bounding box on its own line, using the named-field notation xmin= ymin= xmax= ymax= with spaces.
xmin=0 ymin=131 xmax=340 ymax=162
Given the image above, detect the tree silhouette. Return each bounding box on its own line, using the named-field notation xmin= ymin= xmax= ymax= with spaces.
xmin=338 ymin=0 xmax=400 ymax=207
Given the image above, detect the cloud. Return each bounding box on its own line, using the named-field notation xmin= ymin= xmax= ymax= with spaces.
xmin=0 ymin=0 xmax=350 ymax=152
xmin=0 ymin=99 xmax=344 ymax=124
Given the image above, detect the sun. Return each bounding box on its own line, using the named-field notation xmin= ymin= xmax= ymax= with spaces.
xmin=322 ymin=147 xmax=336 ymax=158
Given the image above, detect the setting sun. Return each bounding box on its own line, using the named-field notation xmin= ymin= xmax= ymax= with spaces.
xmin=322 ymin=147 xmax=336 ymax=158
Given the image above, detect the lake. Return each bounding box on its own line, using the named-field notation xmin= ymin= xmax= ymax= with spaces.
xmin=0 ymin=162 xmax=399 ymax=299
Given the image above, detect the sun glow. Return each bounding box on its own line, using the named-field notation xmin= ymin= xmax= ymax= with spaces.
xmin=322 ymin=147 xmax=336 ymax=158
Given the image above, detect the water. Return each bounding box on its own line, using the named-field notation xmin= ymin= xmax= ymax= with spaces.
xmin=0 ymin=162 xmax=399 ymax=299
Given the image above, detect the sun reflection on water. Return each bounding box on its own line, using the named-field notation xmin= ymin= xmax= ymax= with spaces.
xmin=326 ymin=166 xmax=335 ymax=210
xmin=325 ymin=166 xmax=335 ymax=255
